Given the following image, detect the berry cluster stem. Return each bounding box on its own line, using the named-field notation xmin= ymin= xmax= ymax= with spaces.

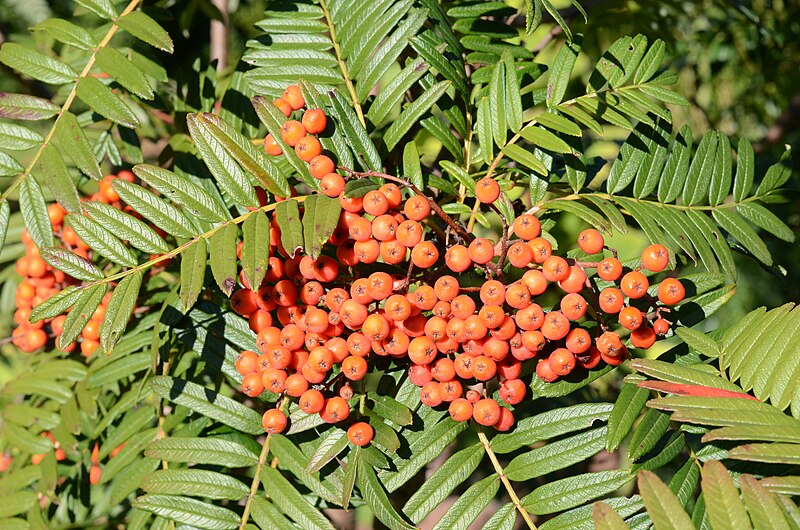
xmin=477 ymin=427 xmax=537 ymax=530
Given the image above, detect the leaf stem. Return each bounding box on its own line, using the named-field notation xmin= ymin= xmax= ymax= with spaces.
xmin=0 ymin=0 xmax=142 ymax=203
xmin=239 ymin=396 xmax=288 ymax=530
xmin=477 ymin=427 xmax=537 ymax=530
xmin=318 ymin=0 xmax=366 ymax=128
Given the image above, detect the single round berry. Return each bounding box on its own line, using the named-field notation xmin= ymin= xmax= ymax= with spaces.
xmin=301 ymin=108 xmax=327 ymax=134
xmin=658 ymin=278 xmax=685 ymax=305
xmin=280 ymin=120 xmax=306 ymax=146
xmin=472 ymin=398 xmax=501 ymax=426
xmin=475 ymin=178 xmax=500 ymax=204
xmin=620 ymin=271 xmax=649 ymax=299
xmin=577 ymin=229 xmax=605 ymax=254
xmin=642 ymin=244 xmax=669 ymax=272
xmin=347 ymin=422 xmax=374 ymax=446
xmin=262 ymin=409 xmax=288 ymax=434
xmin=282 ymin=85 xmax=305 ymax=110
xmin=619 ymin=306 xmax=644 ymax=330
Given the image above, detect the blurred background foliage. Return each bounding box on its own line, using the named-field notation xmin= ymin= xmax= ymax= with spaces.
xmin=0 ymin=0 xmax=797 ymax=336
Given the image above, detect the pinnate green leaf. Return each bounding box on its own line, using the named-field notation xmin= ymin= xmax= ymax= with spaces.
xmin=95 ymin=47 xmax=154 ymax=99
xmin=142 ymin=470 xmax=249 ymax=500
xmin=0 ymin=92 xmax=60 ymax=120
xmin=132 ymin=495 xmax=239 ymax=530
xmin=260 ymin=466 xmax=336 ymax=530
xmin=151 ymin=376 xmax=263 ymax=434
xmin=74 ymin=0 xmax=116 ymax=19
xmin=0 ymin=121 xmax=44 ymax=150
xmin=54 ymin=111 xmax=102 ymax=180
xmin=118 ymin=11 xmax=175 ymax=53
xmin=638 ymin=470 xmax=694 ymax=530
xmin=76 ymin=77 xmax=140 ymax=128
xmin=100 ymin=270 xmax=142 ymax=353
xmin=83 ymin=200 xmax=168 ymax=254
xmin=145 ymin=437 xmax=258 ymax=467
xmin=33 ymin=18 xmax=97 ymax=50
xmin=57 ymin=284 xmax=107 ymax=349
xmin=359 ymin=463 xmax=415 ymax=529
xmin=19 ymin=176 xmax=54 ymax=248
xmin=302 ymin=195 xmax=341 ymax=260
xmin=0 ymin=42 xmax=77 ymax=84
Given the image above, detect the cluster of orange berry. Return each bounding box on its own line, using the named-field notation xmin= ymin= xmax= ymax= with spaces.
xmin=263 ymin=85 xmax=346 ymax=198
xmin=230 ymin=85 xmax=686 ymax=436
xmin=11 ymin=173 xmax=131 ymax=355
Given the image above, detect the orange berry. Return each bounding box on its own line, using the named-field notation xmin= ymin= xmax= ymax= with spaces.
xmin=542 ymin=256 xmax=570 ymax=282
xmin=264 ymin=134 xmax=282 ymax=156
xmin=285 ymin=374 xmax=309 ymax=397
xmin=309 ymin=155 xmax=335 ymax=180
xmin=536 ymin=359 xmax=559 ymax=382
xmin=658 ymin=278 xmax=685 ymax=305
xmin=472 ymin=398 xmax=501 ymax=426
xmin=262 ymin=409 xmax=288 ymax=434
xmin=468 ymin=238 xmax=495 ymax=264
xmin=598 ymin=287 xmax=625 ymax=313
xmin=262 ymin=369 xmax=288 ymax=394
xmin=619 ymin=306 xmax=644 ymax=330
xmin=521 ymin=269 xmax=548 ymax=296
xmin=620 ymin=271 xmax=649 ymax=299
xmin=529 ymin=237 xmax=552 ymax=264
xmin=242 ymin=373 xmax=265 ymax=397
xmin=371 ymin=215 xmax=398 ymax=242
xmin=576 ymin=346 xmax=602 ymax=369
xmin=642 ymin=244 xmax=669 ymax=272
xmin=411 ymin=241 xmax=439 ymax=268
xmin=560 ymin=293 xmax=587 ymax=320
xmin=596 ymin=331 xmax=624 ymax=358
xmin=273 ymin=98 xmax=292 ymax=117
xmin=541 ymin=311 xmax=570 ymax=340
xmin=363 ymin=190 xmax=389 ymax=216
xmin=280 ymin=120 xmax=306 ymax=147
xmin=597 ymin=257 xmax=623 ymax=281
xmin=47 ymin=203 xmax=66 ymax=225
xmin=403 ymin=196 xmax=430 ymax=221
xmin=301 ymin=108 xmax=327 ymax=134
xmin=299 ymin=389 xmax=325 ymax=414
xmin=577 ymin=229 xmax=605 ymax=254
xmin=294 ymin=135 xmax=322 ymax=162
xmin=347 ymin=422 xmax=374 ymax=446
xmin=475 ymin=178 xmax=500 ymax=204
xmin=480 ymin=280 xmax=505 ymax=305
xmin=420 ymin=381 xmax=443 ymax=407
xmin=494 ymin=407 xmax=515 ymax=432
xmin=445 ymin=244 xmax=472 ymax=273
xmin=499 ymin=378 xmax=526 ymax=405
xmin=282 ymin=85 xmax=305 ymax=110
xmin=513 ymin=214 xmax=541 ymax=241
xmin=89 ymin=465 xmax=102 ymax=485
xmin=471 ymin=356 xmax=497 ymax=381
xmin=448 ymin=398 xmax=473 ymax=422
xmin=565 ymin=327 xmax=591 ymax=354
xmin=507 ymin=241 xmax=533 ymax=267
xmin=558 ymin=265 xmax=587 ymax=293
xmin=379 ymin=184 xmax=403 ymax=209
xmin=321 ymin=397 xmax=351 ymax=423
xmin=631 ymin=325 xmax=657 ymax=349
xmin=549 ymin=348 xmax=575 ymax=376
xmin=320 ymin=172 xmax=345 ymax=197
xmin=653 ymin=318 xmax=670 ymax=335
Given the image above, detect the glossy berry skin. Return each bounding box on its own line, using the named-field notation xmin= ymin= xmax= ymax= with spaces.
xmin=347 ymin=422 xmax=374 ymax=446
xmin=262 ymin=409 xmax=288 ymax=434
xmin=472 ymin=398 xmax=501 ymax=426
xmin=597 ymin=257 xmax=623 ymax=281
xmin=475 ymin=178 xmax=500 ymax=203
xmin=620 ymin=271 xmax=649 ymax=299
xmin=641 ymin=244 xmax=669 ymax=272
xmin=280 ymin=120 xmax=306 ymax=146
xmin=658 ymin=278 xmax=685 ymax=305
xmin=577 ymin=229 xmax=605 ymax=254
xmin=302 ymin=108 xmax=327 ymax=134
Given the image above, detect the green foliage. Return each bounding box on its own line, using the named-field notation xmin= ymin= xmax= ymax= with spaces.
xmin=0 ymin=1 xmax=797 ymax=529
